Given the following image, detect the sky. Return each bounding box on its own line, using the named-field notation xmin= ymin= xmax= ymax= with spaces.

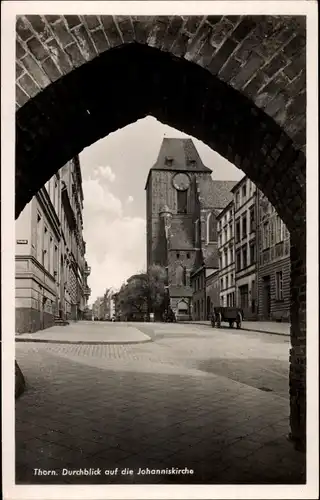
xmin=79 ymin=116 xmax=243 ymax=304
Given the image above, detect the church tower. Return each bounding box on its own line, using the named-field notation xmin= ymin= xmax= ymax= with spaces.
xmin=145 ymin=137 xmax=212 ymax=319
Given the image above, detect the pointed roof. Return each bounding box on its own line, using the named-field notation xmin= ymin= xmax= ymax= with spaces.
xmin=152 ymin=138 xmax=212 ymax=173
xmin=145 ymin=138 xmax=211 ymax=188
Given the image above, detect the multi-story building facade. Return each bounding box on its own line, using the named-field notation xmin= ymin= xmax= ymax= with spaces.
xmin=215 ymin=174 xmax=290 ymax=323
xmin=256 ymin=190 xmax=291 ymax=321
xmin=15 ymin=156 xmax=91 ymax=333
xmin=232 ymin=176 xmax=257 ymax=319
xmin=217 ymin=201 xmax=236 ymax=308
xmin=145 ymin=137 xmax=235 ymax=321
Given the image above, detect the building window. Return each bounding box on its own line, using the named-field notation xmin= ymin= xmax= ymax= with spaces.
xmin=187 ymin=252 xmax=190 ymax=259
xmin=176 ymin=265 xmax=185 ymax=286
xmin=250 ymin=243 xmax=255 ymax=265
xmin=226 ymin=276 xmax=229 ymax=289
xmin=229 ymin=223 xmax=233 ymax=238
xmin=176 ymin=253 xmax=180 ymax=259
xmin=224 ymin=228 xmax=228 ymax=243
xmin=207 ymin=212 xmax=217 ymax=243
xmin=219 ymin=234 xmax=222 ymax=246
xmin=235 ymin=220 xmax=241 ymax=242
xmin=242 ymin=245 xmax=247 ymax=268
xmin=236 ymin=250 xmax=241 ymax=271
xmin=177 ymin=190 xmax=188 ymax=214
xmin=235 ymin=192 xmax=240 ymax=210
xmin=268 ymin=218 xmax=273 ymax=246
xmin=43 ymin=226 xmax=49 ymax=268
xmin=219 ymin=255 xmax=222 ymax=269
xmin=274 ymin=216 xmax=281 ymax=243
xmin=242 ymin=215 xmax=247 ymax=238
xmin=230 ymin=273 xmax=234 ymax=285
xmin=249 ymin=206 xmax=255 ymax=232
xmin=224 ymin=249 xmax=228 ymax=267
xmin=49 ymin=236 xmax=53 ymax=274
xmin=242 ymin=184 xmax=247 ymax=199
xmin=275 ymin=271 xmax=283 ymax=300
xmin=54 ymin=245 xmax=58 ymax=279
xmin=263 ymin=221 xmax=270 ymax=249
xmin=280 ymin=219 xmax=285 ymax=241
xmin=229 ymin=247 xmax=233 ymax=264
xmin=220 ymin=278 xmax=224 ymax=290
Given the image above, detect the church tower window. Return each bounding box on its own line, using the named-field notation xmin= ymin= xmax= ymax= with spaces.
xmin=177 ymin=190 xmax=188 ymax=214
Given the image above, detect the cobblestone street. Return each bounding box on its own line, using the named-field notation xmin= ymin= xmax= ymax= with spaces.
xmin=15 ymin=321 xmax=305 ymax=485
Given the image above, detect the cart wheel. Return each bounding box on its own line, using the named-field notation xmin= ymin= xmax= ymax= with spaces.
xmin=217 ymin=312 xmax=222 ymax=328
xmin=229 ymin=321 xmax=234 ymax=328
xmin=236 ymin=312 xmax=242 ymax=329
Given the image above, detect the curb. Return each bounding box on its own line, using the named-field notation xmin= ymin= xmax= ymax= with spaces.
xmin=181 ymin=322 xmax=290 ymax=337
xmin=15 ymin=337 xmax=153 ymax=346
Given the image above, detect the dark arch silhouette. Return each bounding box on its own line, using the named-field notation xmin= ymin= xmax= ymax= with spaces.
xmin=16 ymin=43 xmax=305 ymax=241
xmin=15 ymin=42 xmax=306 ymax=450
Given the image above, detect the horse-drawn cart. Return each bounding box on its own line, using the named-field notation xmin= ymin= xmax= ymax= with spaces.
xmin=211 ymin=307 xmax=243 ymax=329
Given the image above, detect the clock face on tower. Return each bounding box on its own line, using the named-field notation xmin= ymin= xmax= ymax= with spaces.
xmin=172 ymin=173 xmax=190 ymax=191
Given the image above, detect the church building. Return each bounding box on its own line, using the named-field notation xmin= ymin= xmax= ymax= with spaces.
xmin=145 ymin=137 xmax=235 ymax=321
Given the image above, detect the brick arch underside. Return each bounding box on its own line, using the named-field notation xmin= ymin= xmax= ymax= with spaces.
xmin=15 ymin=42 xmax=306 ymax=448
xmin=16 ymin=44 xmax=305 ymax=236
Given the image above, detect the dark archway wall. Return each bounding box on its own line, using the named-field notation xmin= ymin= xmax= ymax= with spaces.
xmin=16 ymin=15 xmax=306 ymax=148
xmin=15 ymin=15 xmax=306 ymax=449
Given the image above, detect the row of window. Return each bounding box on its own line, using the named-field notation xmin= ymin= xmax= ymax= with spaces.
xmin=36 ymin=213 xmax=58 ymax=277
xmin=220 ymin=273 xmax=234 ymax=291
xmin=275 ymin=271 xmax=284 ymax=301
xmin=218 ymin=223 xmax=233 ymax=247
xmin=262 ymin=216 xmax=289 ymax=250
xmin=175 ymin=252 xmax=190 ymax=259
xmin=36 ymin=212 xmax=76 ymax=290
xmin=236 ymin=243 xmax=256 ymax=271
xmin=235 ymin=206 xmax=255 ymax=243
xmin=220 ymin=271 xmax=284 ymax=308
xmin=193 ymin=273 xmax=205 ymax=292
xmin=217 ymin=209 xmax=233 ymax=231
xmin=219 ymin=247 xmax=234 ymax=269
xmin=45 ymin=176 xmax=60 ymax=217
xmin=195 ymin=212 xmax=217 ymax=245
xmin=220 ymin=292 xmax=235 ymax=307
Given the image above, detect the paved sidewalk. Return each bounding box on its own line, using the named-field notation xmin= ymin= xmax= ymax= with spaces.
xmin=15 ymin=322 xmax=304 ymax=486
xmin=181 ymin=320 xmax=290 ymax=336
xmin=15 ymin=321 xmax=151 ymax=344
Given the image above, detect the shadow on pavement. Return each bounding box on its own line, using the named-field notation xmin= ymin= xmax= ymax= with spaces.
xmin=195 ymin=358 xmax=289 ymax=399
xmin=15 ymin=352 xmax=305 ymax=486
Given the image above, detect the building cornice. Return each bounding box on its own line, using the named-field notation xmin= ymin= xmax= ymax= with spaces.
xmin=16 ymin=254 xmax=57 ymax=282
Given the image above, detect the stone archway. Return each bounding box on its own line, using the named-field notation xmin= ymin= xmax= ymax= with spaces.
xmin=15 ymin=16 xmax=306 ymax=450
